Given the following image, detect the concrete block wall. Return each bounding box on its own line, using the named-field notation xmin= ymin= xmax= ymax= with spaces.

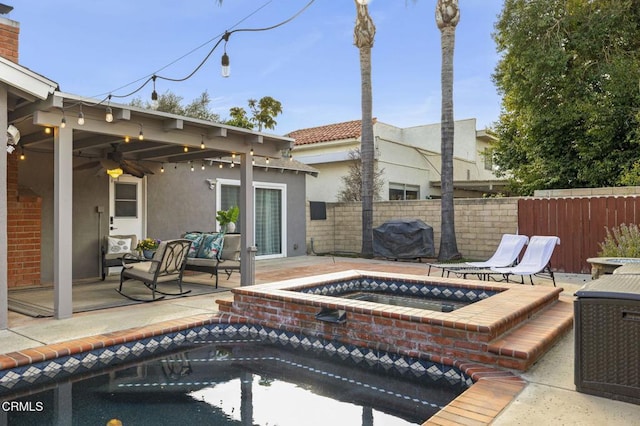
xmin=306 ymin=198 xmax=520 ymax=260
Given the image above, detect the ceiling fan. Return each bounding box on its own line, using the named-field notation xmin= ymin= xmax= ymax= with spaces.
xmin=74 ymin=144 xmax=155 ymax=178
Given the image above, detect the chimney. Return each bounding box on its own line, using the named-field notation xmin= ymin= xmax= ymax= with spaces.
xmin=0 ymin=4 xmax=18 ymax=62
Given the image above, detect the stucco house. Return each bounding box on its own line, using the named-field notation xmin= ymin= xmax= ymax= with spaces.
xmin=287 ymin=118 xmax=507 ymax=202
xmin=1 ymin=13 xmax=314 ymax=324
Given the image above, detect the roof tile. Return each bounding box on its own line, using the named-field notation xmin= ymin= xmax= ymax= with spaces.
xmin=286 ymin=118 xmax=376 ymax=146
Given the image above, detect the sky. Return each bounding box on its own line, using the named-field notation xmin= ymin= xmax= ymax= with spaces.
xmin=10 ymin=0 xmax=504 ymax=135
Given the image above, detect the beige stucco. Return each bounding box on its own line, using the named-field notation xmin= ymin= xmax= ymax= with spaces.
xmin=293 ymin=118 xmax=503 ymax=202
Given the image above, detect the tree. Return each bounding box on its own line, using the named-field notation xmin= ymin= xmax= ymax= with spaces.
xmin=337 ymin=148 xmax=385 ymax=202
xmin=436 ymin=0 xmax=461 ymax=261
xmin=492 ymin=0 xmax=640 ymax=194
xmin=131 ymin=90 xmax=220 ymax=122
xmin=223 ymin=96 xmax=283 ymax=131
xmin=354 ymin=0 xmax=376 ymax=258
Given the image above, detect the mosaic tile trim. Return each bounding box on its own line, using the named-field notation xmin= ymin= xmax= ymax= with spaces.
xmin=0 ymin=323 xmax=472 ymax=395
xmin=297 ymin=277 xmax=499 ymax=303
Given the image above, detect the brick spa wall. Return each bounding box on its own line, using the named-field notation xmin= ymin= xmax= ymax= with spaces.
xmin=306 ymin=198 xmax=519 ymax=261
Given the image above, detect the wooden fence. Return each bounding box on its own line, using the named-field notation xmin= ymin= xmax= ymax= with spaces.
xmin=518 ymin=196 xmax=640 ymax=274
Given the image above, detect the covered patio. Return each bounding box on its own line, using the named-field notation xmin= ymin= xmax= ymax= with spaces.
xmin=2 ymin=61 xmax=293 ymax=325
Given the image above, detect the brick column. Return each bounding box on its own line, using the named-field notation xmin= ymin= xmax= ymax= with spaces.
xmin=6 ymin=154 xmax=42 ymax=287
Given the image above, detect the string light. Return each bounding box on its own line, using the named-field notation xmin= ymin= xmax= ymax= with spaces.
xmin=105 ymin=106 xmax=113 ymax=123
xmin=44 ymin=127 xmax=51 ymax=135
xmin=200 ymin=135 xmax=205 ymax=149
xmin=183 ymin=146 xmax=189 ymax=153
xmin=266 ymin=157 xmax=270 ymax=164
xmin=219 ymin=162 xmax=223 ymax=169
xmin=60 ymin=110 xmax=67 ymax=128
xmin=221 ymin=52 xmax=230 ymax=78
xmin=77 ymin=104 xmax=85 ymax=125
xmin=105 ymin=95 xmax=114 ymax=122
xmin=160 ymin=164 xmax=165 ymax=173
xmin=151 ymin=75 xmax=158 ymax=101
xmin=124 ymin=135 xmax=130 ymax=143
xmin=201 ymin=161 xmax=206 ymax=170
xmin=190 ymin=162 xmax=194 ymax=172
xmin=138 ymin=124 xmax=144 ymax=140
xmin=250 ymin=147 xmax=254 ymax=156
xmin=19 ymin=145 xmax=25 ymax=160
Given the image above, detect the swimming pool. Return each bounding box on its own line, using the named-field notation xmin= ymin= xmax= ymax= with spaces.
xmin=0 ymin=323 xmax=470 ymax=425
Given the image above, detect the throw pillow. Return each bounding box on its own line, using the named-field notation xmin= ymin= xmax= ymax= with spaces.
xmin=183 ymin=232 xmax=203 ymax=258
xmin=198 ymin=233 xmax=224 ymax=260
xmin=107 ymin=237 xmax=132 ymax=254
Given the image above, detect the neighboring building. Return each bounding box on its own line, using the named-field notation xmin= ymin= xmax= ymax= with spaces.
xmin=287 ymin=118 xmax=507 ymax=202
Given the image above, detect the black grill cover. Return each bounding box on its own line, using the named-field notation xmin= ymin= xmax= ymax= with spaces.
xmin=373 ymin=219 xmax=435 ymax=259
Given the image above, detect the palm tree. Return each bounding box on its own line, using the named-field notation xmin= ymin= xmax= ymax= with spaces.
xmin=436 ymin=0 xmax=461 ymax=261
xmin=354 ymin=0 xmax=376 ymax=258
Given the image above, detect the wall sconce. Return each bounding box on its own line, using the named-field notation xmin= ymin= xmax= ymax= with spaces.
xmin=205 ymin=178 xmax=217 ymax=190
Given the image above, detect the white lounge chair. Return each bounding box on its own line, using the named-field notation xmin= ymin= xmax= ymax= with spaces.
xmin=465 ymin=234 xmax=529 ymax=268
xmin=427 ymin=234 xmax=529 ymax=279
xmin=490 ymin=235 xmax=561 ymax=286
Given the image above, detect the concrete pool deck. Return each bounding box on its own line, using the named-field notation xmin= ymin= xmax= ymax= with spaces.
xmin=1 ymin=255 xmax=638 ymax=425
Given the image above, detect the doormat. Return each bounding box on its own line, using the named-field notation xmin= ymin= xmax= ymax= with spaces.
xmin=8 ymin=278 xmax=229 ymax=318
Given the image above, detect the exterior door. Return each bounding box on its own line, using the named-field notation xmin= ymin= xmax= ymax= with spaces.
xmin=109 ymin=176 xmax=145 ymax=239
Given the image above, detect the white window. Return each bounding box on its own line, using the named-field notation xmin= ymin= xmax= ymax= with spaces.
xmin=216 ymin=179 xmax=287 ymax=259
xmin=389 ymin=183 xmax=420 ymax=200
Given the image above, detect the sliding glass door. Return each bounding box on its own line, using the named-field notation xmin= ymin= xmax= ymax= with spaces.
xmin=216 ymin=179 xmax=286 ymax=258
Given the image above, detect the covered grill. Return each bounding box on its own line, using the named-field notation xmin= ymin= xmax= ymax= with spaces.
xmin=373 ymin=219 xmax=435 ymax=260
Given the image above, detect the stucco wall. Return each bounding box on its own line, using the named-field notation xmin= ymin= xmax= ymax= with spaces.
xmin=146 ymin=163 xmax=309 ymax=259
xmin=306 ymin=197 xmax=520 ymax=260
xmin=19 ymin=152 xmax=111 ymax=282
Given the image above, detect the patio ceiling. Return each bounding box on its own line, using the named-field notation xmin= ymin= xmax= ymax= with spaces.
xmin=8 ymin=92 xmax=293 ymax=167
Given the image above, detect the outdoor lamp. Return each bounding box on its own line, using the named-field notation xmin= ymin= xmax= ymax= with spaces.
xmin=106 ymin=167 xmax=123 ymax=179
xmin=221 ymin=52 xmax=230 ymax=78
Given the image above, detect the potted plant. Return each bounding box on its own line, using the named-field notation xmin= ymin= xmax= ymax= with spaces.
xmin=137 ymin=238 xmax=161 ymax=259
xmin=216 ymin=206 xmax=239 ymax=233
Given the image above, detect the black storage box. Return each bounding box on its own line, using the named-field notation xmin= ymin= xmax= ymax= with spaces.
xmin=373 ymin=219 xmax=435 ymax=260
xmin=574 ymin=275 xmax=640 ymax=405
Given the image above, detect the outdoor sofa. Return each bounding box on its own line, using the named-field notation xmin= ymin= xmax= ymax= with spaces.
xmin=182 ymin=232 xmax=241 ymax=287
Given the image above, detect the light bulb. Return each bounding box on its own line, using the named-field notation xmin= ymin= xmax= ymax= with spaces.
xmin=77 ymin=111 xmax=85 ymax=125
xmin=60 ymin=117 xmax=66 ymax=128
xmin=221 ymin=53 xmax=230 ymax=78
xmin=105 ymin=106 xmax=113 ymax=123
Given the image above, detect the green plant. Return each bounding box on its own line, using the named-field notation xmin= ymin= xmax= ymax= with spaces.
xmin=216 ymin=206 xmax=239 ymax=227
xmin=137 ymin=238 xmax=160 ymax=251
xmin=598 ymin=224 xmax=640 ymax=257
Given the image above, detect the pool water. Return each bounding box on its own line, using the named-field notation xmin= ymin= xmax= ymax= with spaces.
xmin=2 ymin=338 xmax=465 ymax=425
xmin=341 ymin=291 xmax=468 ymax=312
